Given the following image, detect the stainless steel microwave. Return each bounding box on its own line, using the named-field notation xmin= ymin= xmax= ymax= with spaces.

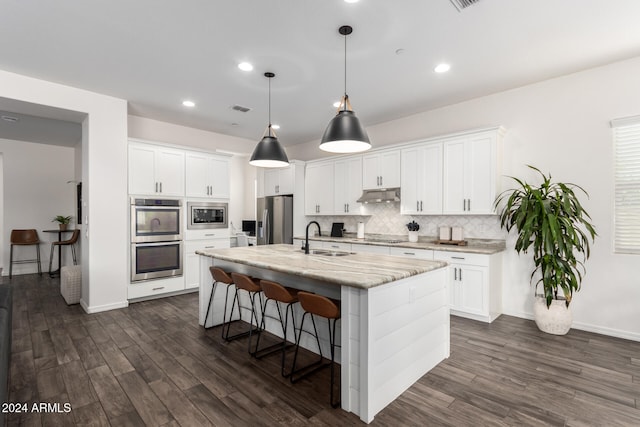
xmin=187 ymin=202 xmax=228 ymax=229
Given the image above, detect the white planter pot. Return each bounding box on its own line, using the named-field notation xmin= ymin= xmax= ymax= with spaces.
xmin=533 ymin=296 xmax=573 ymax=335
xmin=408 ymin=231 xmax=419 ymax=243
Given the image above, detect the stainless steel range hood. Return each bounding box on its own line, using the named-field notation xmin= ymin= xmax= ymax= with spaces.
xmin=356 ymin=188 xmax=401 ymax=204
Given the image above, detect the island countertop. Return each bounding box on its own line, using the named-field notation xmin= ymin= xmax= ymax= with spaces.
xmin=196 ymin=244 xmax=447 ymax=289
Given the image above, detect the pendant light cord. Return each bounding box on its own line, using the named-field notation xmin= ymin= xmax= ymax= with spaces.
xmin=343 ymin=30 xmax=348 ymax=111
xmin=268 ymin=76 xmax=272 ymax=136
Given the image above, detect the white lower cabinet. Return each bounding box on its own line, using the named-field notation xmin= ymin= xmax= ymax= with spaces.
xmin=128 ymin=276 xmax=185 ymax=300
xmin=434 ymin=250 xmax=502 ymax=323
xmin=185 ymin=238 xmax=230 ymax=289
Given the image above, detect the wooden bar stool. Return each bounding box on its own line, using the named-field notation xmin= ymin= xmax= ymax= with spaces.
xmin=225 ymin=273 xmax=263 ymax=354
xmin=48 ymin=229 xmax=80 ymax=275
xmin=203 ymin=267 xmax=233 ymax=330
xmin=290 ymin=291 xmax=341 ymax=408
xmin=253 ymin=280 xmax=299 ymax=376
xmin=9 ymin=229 xmax=42 ymax=279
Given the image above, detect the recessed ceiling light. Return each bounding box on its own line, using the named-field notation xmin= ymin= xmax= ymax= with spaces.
xmin=344 ymin=0 xmax=359 ymax=3
xmin=182 ymin=100 xmax=195 ymax=107
xmin=271 ymin=124 xmax=280 ymax=130
xmin=238 ymin=62 xmax=253 ymax=72
xmin=434 ymin=63 xmax=451 ymax=73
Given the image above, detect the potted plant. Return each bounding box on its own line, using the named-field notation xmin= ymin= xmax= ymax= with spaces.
xmin=406 ymin=221 xmax=420 ymax=243
xmin=52 ymin=215 xmax=72 ymax=231
xmin=494 ymin=166 xmax=596 ymax=335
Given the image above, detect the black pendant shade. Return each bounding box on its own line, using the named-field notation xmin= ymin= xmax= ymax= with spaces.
xmin=320 ymin=107 xmax=371 ymax=153
xmin=249 ymin=72 xmax=289 ymax=168
xmin=249 ymin=133 xmax=289 ymax=168
xmin=320 ymin=25 xmax=371 ymax=154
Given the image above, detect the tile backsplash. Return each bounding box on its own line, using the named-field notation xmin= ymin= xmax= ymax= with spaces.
xmin=305 ymin=202 xmax=505 ymax=240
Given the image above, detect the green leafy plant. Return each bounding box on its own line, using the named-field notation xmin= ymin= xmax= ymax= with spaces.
xmin=52 ymin=215 xmax=72 ymax=225
xmin=406 ymin=221 xmax=420 ymax=231
xmin=494 ymin=166 xmax=596 ymax=308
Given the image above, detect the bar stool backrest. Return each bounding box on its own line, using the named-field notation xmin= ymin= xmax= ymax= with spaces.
xmin=230 ymin=272 xmax=261 ymax=293
xmin=297 ymin=291 xmax=340 ymax=319
xmin=210 ymin=267 xmax=233 ymax=284
xmin=10 ymin=229 xmax=40 ymax=245
xmin=58 ymin=229 xmax=80 ymax=245
xmin=260 ymin=280 xmax=297 ymax=304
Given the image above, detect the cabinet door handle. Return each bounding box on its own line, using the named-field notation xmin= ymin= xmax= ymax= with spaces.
xmin=452 ymin=256 xmax=465 ymax=260
xmin=331 ymin=245 xmax=339 ymax=248
xmin=159 ymin=182 xmax=162 ymax=193
xmin=155 ymin=182 xmax=158 ymax=193
xmin=420 ymin=201 xmax=423 ymax=211
xmin=417 ymin=201 xmax=419 ymax=211
xmin=467 ymin=199 xmax=471 ymax=211
xmin=380 ymin=176 xmax=383 ymax=186
xmin=152 ymin=286 xmax=165 ymax=291
xmin=205 ymin=233 xmax=216 ymax=237
xmin=404 ymin=252 xmax=415 ymax=256
xmin=346 ymin=203 xmax=349 ymax=213
xmin=454 ymin=267 xmax=458 ymax=281
xmin=204 ymin=246 xmax=215 ymax=249
xmin=459 ymin=268 xmax=463 ymax=281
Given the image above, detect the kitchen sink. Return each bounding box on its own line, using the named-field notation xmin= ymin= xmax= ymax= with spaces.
xmin=305 ymin=249 xmax=351 ymax=257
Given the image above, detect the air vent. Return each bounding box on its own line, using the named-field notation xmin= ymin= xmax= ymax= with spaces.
xmin=231 ymin=105 xmax=251 ymax=113
xmin=1 ymin=115 xmax=19 ymax=123
xmin=449 ymin=0 xmax=481 ymax=11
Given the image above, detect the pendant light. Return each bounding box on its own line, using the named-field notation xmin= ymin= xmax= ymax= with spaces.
xmin=320 ymin=25 xmax=371 ymax=153
xmin=249 ymin=72 xmax=289 ymax=168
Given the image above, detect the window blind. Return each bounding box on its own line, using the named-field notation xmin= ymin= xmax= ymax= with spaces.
xmin=612 ymin=116 xmax=640 ymax=254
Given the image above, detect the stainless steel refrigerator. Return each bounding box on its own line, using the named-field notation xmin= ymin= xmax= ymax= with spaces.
xmin=256 ymin=195 xmax=293 ymax=245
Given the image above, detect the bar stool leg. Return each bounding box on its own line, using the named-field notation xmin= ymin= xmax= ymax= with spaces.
xmin=9 ymin=245 xmax=13 ymax=279
xmin=36 ymin=243 xmax=42 ymax=276
xmin=222 ymin=288 xmax=261 ymax=343
xmin=290 ymin=312 xmax=325 ymax=383
xmin=328 ymin=317 xmax=340 ymax=408
xmin=203 ymin=280 xmax=217 ymax=330
xmin=254 ymin=298 xmax=298 ymax=376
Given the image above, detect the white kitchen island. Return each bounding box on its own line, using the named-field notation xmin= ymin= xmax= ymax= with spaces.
xmin=197 ymin=244 xmax=449 ymax=423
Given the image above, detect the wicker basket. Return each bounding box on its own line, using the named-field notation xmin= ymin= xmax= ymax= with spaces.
xmin=61 ymin=265 xmax=81 ymax=305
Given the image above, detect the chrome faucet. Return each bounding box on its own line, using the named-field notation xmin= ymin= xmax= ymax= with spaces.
xmin=304 ymin=221 xmax=321 ymax=254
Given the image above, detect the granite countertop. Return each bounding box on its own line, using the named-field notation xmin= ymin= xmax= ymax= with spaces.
xmin=294 ymin=234 xmax=506 ymax=255
xmin=196 ymin=244 xmax=447 ymax=289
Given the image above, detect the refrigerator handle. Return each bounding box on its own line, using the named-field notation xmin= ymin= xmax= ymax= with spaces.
xmin=263 ymin=209 xmax=269 ymax=244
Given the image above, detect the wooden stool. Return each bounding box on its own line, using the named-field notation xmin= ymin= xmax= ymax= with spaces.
xmin=290 ymin=291 xmax=341 ymax=408
xmin=203 ymin=267 xmax=233 ymax=330
xmin=225 ymin=273 xmax=263 ymax=354
xmin=9 ymin=229 xmax=42 ymax=279
xmin=253 ymin=280 xmax=299 ymax=376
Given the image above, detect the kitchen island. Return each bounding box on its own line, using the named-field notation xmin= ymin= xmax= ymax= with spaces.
xmin=197 ymin=244 xmax=449 ymax=423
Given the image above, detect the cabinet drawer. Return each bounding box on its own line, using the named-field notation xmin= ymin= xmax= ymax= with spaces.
xmin=128 ymin=276 xmax=185 ymax=300
xmin=321 ymin=241 xmax=351 ymax=251
xmin=389 ymin=247 xmax=433 ymax=260
xmin=186 ymin=239 xmax=230 ymax=253
xmin=351 ymin=244 xmax=390 ymax=255
xmin=185 ymin=228 xmax=230 ymax=241
xmin=434 ymin=250 xmax=489 ymax=267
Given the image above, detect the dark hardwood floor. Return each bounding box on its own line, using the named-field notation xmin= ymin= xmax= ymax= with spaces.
xmin=3 ymin=273 xmax=640 ymax=426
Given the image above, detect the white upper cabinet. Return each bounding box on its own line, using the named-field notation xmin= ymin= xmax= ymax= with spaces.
xmin=264 ymin=165 xmax=294 ymax=196
xmin=185 ymin=151 xmax=230 ymax=199
xmin=362 ymin=149 xmax=401 ymax=190
xmin=129 ymin=143 xmax=185 ymax=197
xmin=305 ymin=162 xmax=334 ymax=215
xmin=401 ymin=143 xmax=442 ymax=215
xmin=443 ymin=130 xmax=500 ymax=215
xmin=334 ymin=157 xmax=364 ymax=215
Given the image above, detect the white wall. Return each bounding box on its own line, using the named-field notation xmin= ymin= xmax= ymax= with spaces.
xmin=0 ymin=69 xmax=129 ymax=314
xmin=0 ymin=138 xmax=76 ymax=274
xmin=289 ymin=56 xmax=640 ymax=341
xmin=127 ymin=115 xmax=258 ymax=231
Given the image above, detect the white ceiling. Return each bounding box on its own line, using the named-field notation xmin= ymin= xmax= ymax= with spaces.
xmin=1 ymin=0 xmax=640 ymax=148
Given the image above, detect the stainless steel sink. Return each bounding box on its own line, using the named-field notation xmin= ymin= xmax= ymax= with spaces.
xmin=306 ymin=249 xmax=351 ymax=257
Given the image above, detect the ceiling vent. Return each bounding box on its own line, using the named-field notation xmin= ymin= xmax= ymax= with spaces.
xmin=449 ymin=0 xmax=481 ymax=11
xmin=1 ymin=115 xmax=19 ymax=123
xmin=231 ymin=104 xmax=251 ymax=113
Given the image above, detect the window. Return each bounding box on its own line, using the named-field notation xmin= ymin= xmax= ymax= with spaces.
xmin=612 ymin=115 xmax=640 ymax=254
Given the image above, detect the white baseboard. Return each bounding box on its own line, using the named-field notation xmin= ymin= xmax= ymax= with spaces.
xmin=80 ymin=299 xmax=128 ymax=314
xmin=501 ymin=308 xmax=640 ymax=342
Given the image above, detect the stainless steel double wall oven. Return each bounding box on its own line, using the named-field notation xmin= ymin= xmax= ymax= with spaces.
xmin=130 ymin=198 xmax=183 ymax=281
